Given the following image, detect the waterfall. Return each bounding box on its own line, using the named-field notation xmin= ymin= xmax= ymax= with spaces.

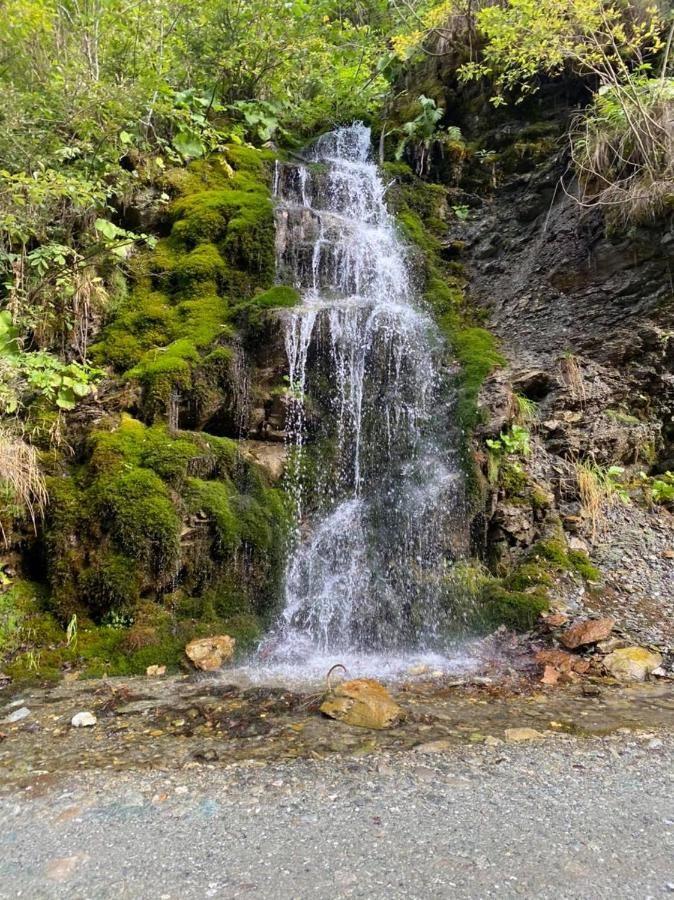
xmin=260 ymin=123 xmax=468 ymax=677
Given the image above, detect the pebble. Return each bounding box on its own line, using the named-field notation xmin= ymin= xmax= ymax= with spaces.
xmin=71 ymin=712 xmax=97 ymax=728
xmin=2 ymin=707 xmax=31 ymax=724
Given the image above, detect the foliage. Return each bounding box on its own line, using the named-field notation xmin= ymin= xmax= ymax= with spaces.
xmin=393 ymin=96 xmax=464 ymax=175
xmin=486 ymin=425 xmax=531 ymax=457
xmin=457 ymin=0 xmax=673 ymax=222
xmin=640 ymin=470 xmax=674 ymax=504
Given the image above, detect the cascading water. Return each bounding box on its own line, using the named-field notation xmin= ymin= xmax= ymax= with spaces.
xmin=258 ymin=123 xmax=473 ymax=678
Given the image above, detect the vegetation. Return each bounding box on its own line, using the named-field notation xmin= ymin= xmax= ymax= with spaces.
xmin=2 ymin=0 xmax=672 ymax=680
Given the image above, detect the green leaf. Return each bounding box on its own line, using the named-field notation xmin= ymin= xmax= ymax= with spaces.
xmin=173 ymin=132 xmax=206 ymax=159
xmin=94 ymin=218 xmax=119 ymax=240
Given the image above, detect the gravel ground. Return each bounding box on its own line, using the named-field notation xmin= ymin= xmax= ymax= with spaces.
xmin=1 ymin=734 xmax=673 ymax=900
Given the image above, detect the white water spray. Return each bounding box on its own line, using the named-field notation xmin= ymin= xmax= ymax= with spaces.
xmin=259 ymin=124 xmax=469 ymax=676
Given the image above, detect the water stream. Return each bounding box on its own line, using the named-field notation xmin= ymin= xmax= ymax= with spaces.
xmin=255 ymin=124 xmax=472 ymax=680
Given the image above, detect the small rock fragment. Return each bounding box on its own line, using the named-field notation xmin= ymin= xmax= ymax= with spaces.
xmin=541 ymin=613 xmax=568 ymax=629
xmin=661 ymin=549 xmax=674 ymax=560
xmin=603 ymin=647 xmax=663 ymax=682
xmin=413 ymin=739 xmax=452 ymax=754
xmin=71 ymin=712 xmax=97 ymax=728
xmin=560 ymin=617 xmax=615 ymax=649
xmin=484 ymin=735 xmax=503 ymax=747
xmin=146 ymin=665 xmax=166 ymax=677
xmin=541 ymin=665 xmax=560 ymax=686
xmin=505 ymin=727 xmax=544 ymax=743
xmin=185 ymin=635 xmax=235 ymax=671
xmin=1 ymin=706 xmax=30 ymax=724
xmin=536 ymin=649 xmax=575 ymax=672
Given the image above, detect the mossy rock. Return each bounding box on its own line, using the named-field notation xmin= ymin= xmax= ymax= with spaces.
xmin=477 ymin=584 xmax=549 ymax=631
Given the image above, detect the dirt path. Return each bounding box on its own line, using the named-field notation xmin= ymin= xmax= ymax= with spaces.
xmin=1 ymin=734 xmax=673 ymax=899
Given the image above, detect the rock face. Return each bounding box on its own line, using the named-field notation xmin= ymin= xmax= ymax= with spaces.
xmin=185 ymin=636 xmax=236 ymax=671
xmin=560 ymin=618 xmax=615 ymax=650
xmin=603 ymin=647 xmax=663 ymax=682
xmin=320 ymin=678 xmax=403 ymax=730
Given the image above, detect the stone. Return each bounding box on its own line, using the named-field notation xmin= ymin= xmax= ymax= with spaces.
xmin=71 ymin=712 xmax=97 ymax=728
xmin=185 ymin=635 xmax=235 ymax=671
xmin=603 ymin=647 xmax=663 ymax=682
xmin=567 ymin=536 xmax=590 ymax=554
xmin=320 ymin=678 xmax=403 ymax=730
xmin=541 ymin=613 xmax=568 ymax=629
xmin=560 ymin=618 xmax=615 ymax=649
xmin=1 ymin=706 xmax=30 ymax=724
xmin=484 ymin=735 xmax=504 ymax=747
xmin=505 ymin=727 xmax=544 ymax=743
xmin=146 ymin=665 xmax=166 ymax=677
xmin=661 ymin=549 xmax=674 ymax=560
xmin=541 ymin=665 xmax=560 ymax=685
xmin=535 ymin=649 xmax=576 ymax=672
xmin=413 ymin=739 xmax=452 ymax=754
xmin=597 ymin=637 xmax=629 ymax=653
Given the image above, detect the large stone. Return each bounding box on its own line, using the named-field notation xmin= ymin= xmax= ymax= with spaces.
xmin=320 ymin=678 xmax=403 ymax=730
xmin=185 ymin=635 xmax=235 ymax=671
xmin=560 ymin=618 xmax=615 ymax=649
xmin=603 ymin=647 xmax=663 ymax=682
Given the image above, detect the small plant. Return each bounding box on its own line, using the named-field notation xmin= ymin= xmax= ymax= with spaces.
xmin=640 ymin=471 xmax=674 ymax=506
xmin=576 ymin=461 xmax=629 ymax=542
xmin=66 ymin=613 xmax=78 ymax=650
xmin=559 ymin=353 xmax=587 ymax=405
xmin=486 ymin=424 xmax=531 ymax=457
xmin=515 ymin=393 xmax=538 ymax=424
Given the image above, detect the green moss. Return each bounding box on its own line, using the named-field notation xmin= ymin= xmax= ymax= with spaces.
xmin=91 ymin=468 xmax=180 ymax=573
xmin=528 ymin=540 xmax=601 ymax=583
xmin=187 ymin=478 xmax=239 ymax=554
xmin=504 ymin=562 xmax=555 ymax=592
xmin=478 ymin=583 xmax=549 ymax=631
xmin=172 ymin=243 xmax=226 ymax=285
xmin=78 ymin=555 xmax=141 ymax=620
xmin=568 ymin=549 xmax=601 ymax=582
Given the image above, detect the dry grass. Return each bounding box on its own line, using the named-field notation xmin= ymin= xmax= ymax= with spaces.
xmin=571 ymin=79 xmax=674 ymax=226
xmin=0 ymin=427 xmax=48 ymax=545
xmin=559 ymin=354 xmax=587 ymax=406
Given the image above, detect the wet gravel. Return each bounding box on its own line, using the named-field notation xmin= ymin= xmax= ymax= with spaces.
xmin=1 ymin=733 xmax=673 ymax=899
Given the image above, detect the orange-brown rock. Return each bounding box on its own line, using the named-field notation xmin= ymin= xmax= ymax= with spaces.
xmin=320 ymin=678 xmax=403 ymax=730
xmin=541 ymin=613 xmax=569 ymax=629
xmin=541 ymin=665 xmax=560 ymax=685
xmin=560 ymin=618 xmax=615 ymax=650
xmin=535 ymin=649 xmax=576 ymax=672
xmin=185 ymin=635 xmax=235 ymax=671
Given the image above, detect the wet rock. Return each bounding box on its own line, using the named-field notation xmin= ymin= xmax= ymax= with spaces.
xmin=504 ymin=727 xmax=544 ymax=742
xmin=185 ymin=635 xmax=235 ymax=671
xmin=603 ymin=647 xmax=663 ymax=682
xmin=413 ymin=739 xmax=452 ymax=754
xmin=560 ymin=618 xmax=615 ymax=649
xmin=535 ymin=649 xmax=576 ymax=672
xmin=492 ymin=502 xmax=535 ymax=544
xmin=320 ymin=678 xmax=403 ymax=730
xmin=2 ymin=706 xmax=31 ymax=724
xmin=71 ymin=712 xmax=97 ymax=728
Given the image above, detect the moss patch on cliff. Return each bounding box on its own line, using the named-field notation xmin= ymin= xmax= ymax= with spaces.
xmin=90 ymin=146 xmax=292 ymax=424
xmin=0 ymin=413 xmax=291 ymax=683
